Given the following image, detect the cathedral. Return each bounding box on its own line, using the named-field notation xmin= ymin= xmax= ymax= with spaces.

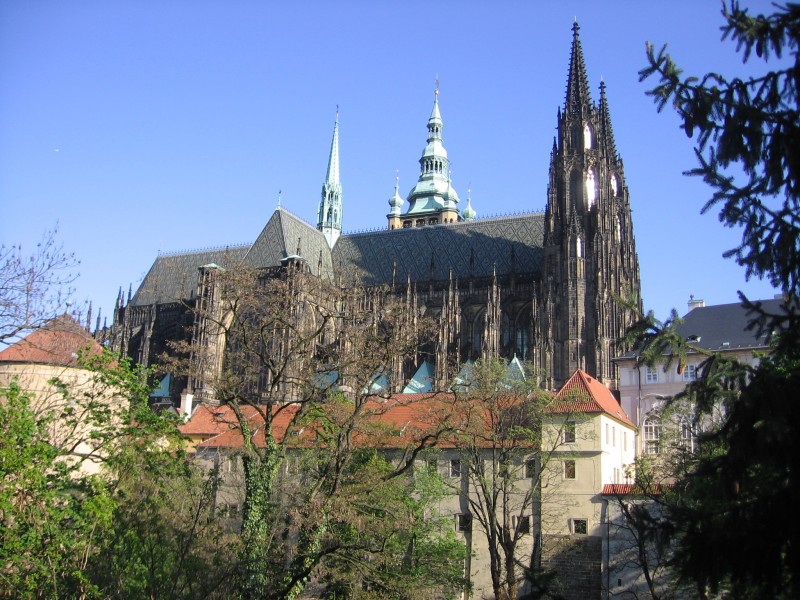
xmin=109 ymin=23 xmax=641 ymax=400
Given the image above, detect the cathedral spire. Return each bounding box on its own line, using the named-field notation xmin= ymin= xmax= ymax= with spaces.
xmin=318 ymin=108 xmax=343 ymax=248
xmin=565 ymin=21 xmax=592 ymax=116
xmin=598 ymin=80 xmax=618 ymax=158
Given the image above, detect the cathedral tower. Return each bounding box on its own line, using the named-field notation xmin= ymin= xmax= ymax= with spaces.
xmin=318 ymin=110 xmax=342 ymax=248
xmin=388 ymin=86 xmax=462 ymax=229
xmin=540 ymin=22 xmax=641 ymax=387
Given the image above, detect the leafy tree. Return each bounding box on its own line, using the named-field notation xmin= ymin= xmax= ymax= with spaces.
xmin=0 ymin=227 xmax=80 ymax=345
xmin=629 ymin=2 xmax=800 ymax=597
xmin=0 ymin=382 xmax=113 ymax=598
xmin=0 ymin=349 xmax=236 ymax=599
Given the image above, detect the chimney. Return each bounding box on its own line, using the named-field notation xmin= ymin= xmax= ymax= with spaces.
xmin=687 ymin=294 xmax=705 ymax=312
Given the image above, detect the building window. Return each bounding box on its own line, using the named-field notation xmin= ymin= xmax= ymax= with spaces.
xmin=680 ymin=417 xmax=698 ymax=453
xmin=623 ymin=430 xmax=627 ymax=451
xmin=643 ymin=416 xmax=661 ymax=454
xmin=426 ymin=459 xmax=438 ymax=474
xmin=514 ymin=515 xmax=531 ymax=535
xmin=605 ymin=423 xmax=610 ymax=444
xmin=525 ymin=458 xmax=537 ymax=479
xmin=449 ymin=459 xmax=461 ymax=478
xmin=564 ymin=460 xmax=576 ymax=480
xmin=612 ymin=426 xmax=616 ymax=447
xmin=682 ymin=364 xmax=697 ymax=381
xmin=456 ymin=513 xmax=472 ymax=532
xmin=563 ymin=421 xmax=576 ymax=444
xmin=645 ymin=366 xmax=659 ymax=384
xmin=572 ymin=518 xmax=588 ymax=535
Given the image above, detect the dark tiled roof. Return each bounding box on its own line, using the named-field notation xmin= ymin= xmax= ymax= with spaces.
xmin=131 ymin=210 xmax=544 ymax=306
xmin=242 ymin=209 xmax=334 ymax=279
xmin=131 ymin=245 xmax=251 ymax=306
xmin=332 ymin=213 xmax=545 ymax=286
xmin=615 ymin=298 xmax=784 ymax=360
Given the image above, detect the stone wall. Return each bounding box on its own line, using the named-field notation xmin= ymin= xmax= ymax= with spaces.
xmin=541 ymin=534 xmax=601 ymax=600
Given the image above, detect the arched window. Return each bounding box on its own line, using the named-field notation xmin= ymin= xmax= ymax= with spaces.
xmin=570 ymin=169 xmax=583 ymax=211
xmin=585 ymin=169 xmax=597 ymax=209
xmin=610 ymin=174 xmax=619 ymax=196
xmin=643 ymin=416 xmax=661 ymax=454
xmin=515 ymin=312 xmax=531 ymax=359
xmin=576 ymin=236 xmax=583 ymax=258
xmin=583 ymin=124 xmax=592 ymax=149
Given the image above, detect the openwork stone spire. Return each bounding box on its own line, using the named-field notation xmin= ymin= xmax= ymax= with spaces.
xmin=318 ymin=109 xmax=342 ymax=248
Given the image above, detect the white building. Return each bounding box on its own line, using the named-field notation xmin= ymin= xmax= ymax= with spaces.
xmin=613 ymin=296 xmax=781 ymax=456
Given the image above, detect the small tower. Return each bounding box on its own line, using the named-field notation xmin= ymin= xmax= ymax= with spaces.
xmin=540 ymin=21 xmax=641 ymax=388
xmin=462 ymin=186 xmax=477 ymax=221
xmin=387 ymin=173 xmax=404 ymax=229
xmin=389 ymin=84 xmax=461 ymax=229
xmin=318 ymin=109 xmax=342 ymax=248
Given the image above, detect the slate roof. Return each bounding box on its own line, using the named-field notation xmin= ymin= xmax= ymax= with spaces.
xmin=242 ymin=209 xmax=334 ymax=279
xmin=614 ymin=297 xmax=784 ymax=360
xmin=0 ymin=315 xmax=103 ymax=366
xmin=332 ymin=212 xmax=545 ymax=286
xmin=132 ymin=209 xmax=545 ymax=307
xmin=131 ymin=245 xmax=250 ymax=306
xmin=551 ymin=369 xmax=634 ymax=427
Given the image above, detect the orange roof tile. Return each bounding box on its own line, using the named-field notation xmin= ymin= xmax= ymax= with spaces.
xmin=0 ymin=315 xmax=102 ymax=367
xmin=551 ymin=369 xmax=634 ymax=427
xmin=182 ymin=393 xmax=464 ymax=450
xmin=601 ymin=483 xmax=669 ymax=496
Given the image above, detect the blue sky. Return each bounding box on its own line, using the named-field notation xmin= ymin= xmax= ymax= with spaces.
xmin=0 ymin=0 xmax=782 ymax=327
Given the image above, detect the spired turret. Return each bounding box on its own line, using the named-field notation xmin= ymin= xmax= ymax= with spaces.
xmin=387 ymin=85 xmax=464 ymax=229
xmin=318 ymin=110 xmax=342 ymax=248
xmin=539 ymin=20 xmax=642 ymax=388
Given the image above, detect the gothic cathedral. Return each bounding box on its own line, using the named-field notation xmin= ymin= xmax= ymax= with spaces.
xmin=109 ymin=23 xmax=641 ymax=398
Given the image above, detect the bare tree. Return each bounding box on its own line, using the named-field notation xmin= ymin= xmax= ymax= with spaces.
xmin=445 ymin=359 xmax=580 ymax=600
xmin=167 ymin=264 xmax=467 ymax=598
xmin=0 ymin=227 xmax=80 ymax=345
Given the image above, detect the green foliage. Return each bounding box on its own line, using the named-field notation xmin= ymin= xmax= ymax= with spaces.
xmin=640 ymin=1 xmax=800 ymax=295
xmin=635 ymin=3 xmax=800 ymax=597
xmin=0 ymin=382 xmax=114 ymax=598
xmin=0 ymin=349 xmax=235 ymax=598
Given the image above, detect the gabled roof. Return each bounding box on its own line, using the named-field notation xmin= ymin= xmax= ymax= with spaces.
xmin=551 ymin=369 xmax=634 ymax=427
xmin=614 ymin=297 xmax=785 ymax=360
xmin=131 ymin=245 xmax=250 ymax=306
xmin=0 ymin=315 xmax=102 ymax=367
xmin=242 ymin=208 xmax=334 ymax=279
xmin=332 ymin=213 xmax=544 ymax=286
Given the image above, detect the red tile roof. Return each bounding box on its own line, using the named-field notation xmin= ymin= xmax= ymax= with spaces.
xmin=551 ymin=369 xmax=634 ymax=427
xmin=181 ymin=373 xmax=634 ymax=452
xmin=601 ymin=483 xmax=669 ymax=496
xmin=181 ymin=393 xmax=462 ymax=450
xmin=0 ymin=315 xmax=102 ymax=367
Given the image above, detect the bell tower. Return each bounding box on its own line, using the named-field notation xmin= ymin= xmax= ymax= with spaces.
xmin=540 ymin=22 xmax=641 ymax=387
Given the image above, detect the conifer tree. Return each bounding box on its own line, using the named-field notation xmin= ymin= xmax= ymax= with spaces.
xmin=629 ymin=2 xmax=800 ymax=597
